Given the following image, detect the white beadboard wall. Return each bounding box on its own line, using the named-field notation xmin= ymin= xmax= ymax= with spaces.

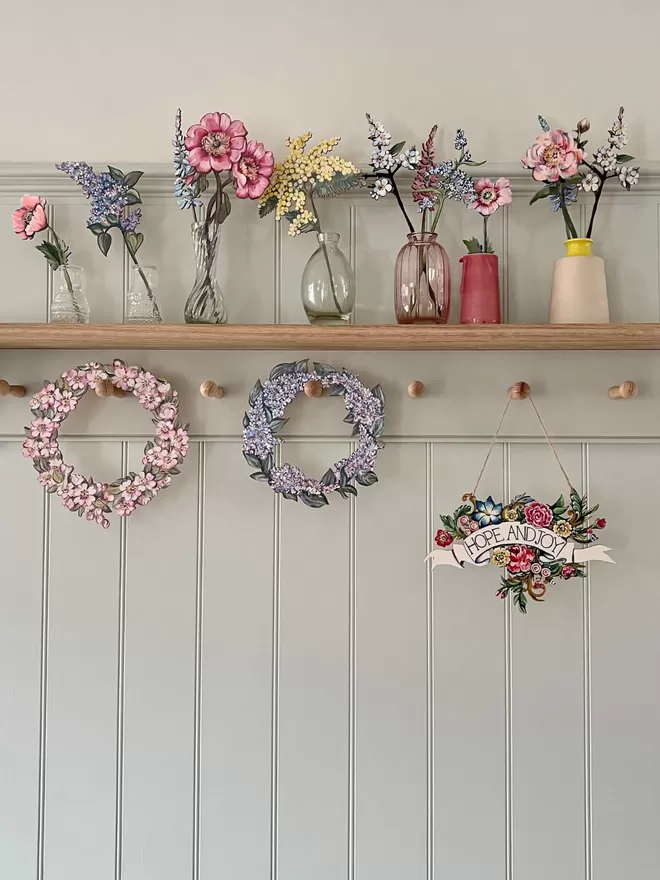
xmin=1 ymin=167 xmax=660 ymax=880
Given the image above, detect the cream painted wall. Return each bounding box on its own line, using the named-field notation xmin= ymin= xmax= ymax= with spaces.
xmin=2 ymin=0 xmax=659 ymax=163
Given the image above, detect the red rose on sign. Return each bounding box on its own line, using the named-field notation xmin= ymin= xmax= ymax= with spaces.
xmin=524 ymin=501 xmax=553 ymax=528
xmin=507 ymin=544 xmax=536 ymax=574
xmin=562 ymin=565 xmax=577 ymax=578
xmin=435 ymin=529 xmax=454 ymax=547
xmin=595 ymin=518 xmax=606 ymax=529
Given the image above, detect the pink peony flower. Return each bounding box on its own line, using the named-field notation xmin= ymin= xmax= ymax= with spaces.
xmin=507 ymin=544 xmax=536 ymax=574
xmin=562 ymin=565 xmax=577 ymax=579
xmin=434 ymin=529 xmax=454 ymax=547
xmin=522 ymin=129 xmax=584 ymax=183
xmin=524 ymin=501 xmax=553 ymax=528
xmin=232 ymin=140 xmax=274 ymax=199
xmin=469 ymin=177 xmax=513 ymax=216
xmin=12 ymin=195 xmax=48 ymax=240
xmin=185 ymin=112 xmax=247 ymax=174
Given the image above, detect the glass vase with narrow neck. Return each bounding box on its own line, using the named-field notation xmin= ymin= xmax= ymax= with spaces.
xmin=125 ymin=265 xmax=163 ymax=324
xmin=301 ymin=232 xmax=355 ymax=325
xmin=51 ymin=265 xmax=90 ymax=323
xmin=394 ymin=232 xmax=450 ymax=324
xmin=184 ymin=221 xmax=227 ymax=324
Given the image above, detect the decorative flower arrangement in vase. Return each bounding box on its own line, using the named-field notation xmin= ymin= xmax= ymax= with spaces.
xmin=461 ymin=177 xmax=512 ymax=323
xmin=56 ymin=162 xmax=161 ymax=323
xmin=174 ymin=109 xmax=274 ymax=324
xmin=365 ymin=115 xmax=484 ymax=324
xmin=522 ymin=109 xmax=639 ymax=323
xmin=12 ymin=194 xmax=89 ymax=323
xmin=259 ymin=133 xmax=362 ymax=324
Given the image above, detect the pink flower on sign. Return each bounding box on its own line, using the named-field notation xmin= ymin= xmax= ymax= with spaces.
xmin=185 ymin=113 xmax=247 ymax=174
xmin=562 ymin=565 xmax=577 ymax=578
xmin=522 ymin=129 xmax=584 ymax=183
xmin=507 ymin=544 xmax=536 ymax=574
xmin=233 ymin=140 xmax=275 ymax=199
xmin=524 ymin=501 xmax=553 ymax=528
xmin=12 ymin=195 xmax=48 ymax=240
xmin=434 ymin=529 xmax=454 ymax=547
xmin=469 ymin=177 xmax=513 ymax=216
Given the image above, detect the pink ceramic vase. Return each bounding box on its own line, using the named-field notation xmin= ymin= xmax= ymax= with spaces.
xmin=459 ymin=253 xmax=501 ymax=324
xmin=394 ymin=232 xmax=450 ymax=324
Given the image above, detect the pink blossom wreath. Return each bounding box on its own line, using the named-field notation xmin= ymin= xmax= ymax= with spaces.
xmin=23 ymin=360 xmax=190 ymax=528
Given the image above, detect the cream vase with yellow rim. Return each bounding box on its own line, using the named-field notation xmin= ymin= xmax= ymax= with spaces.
xmin=549 ymin=238 xmax=609 ymax=324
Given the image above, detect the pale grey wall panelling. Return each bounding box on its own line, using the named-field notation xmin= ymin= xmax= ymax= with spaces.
xmin=588 ymin=443 xmax=660 ymax=880
xmin=0 ymin=196 xmax=48 ymax=321
xmin=0 ymin=441 xmax=44 ymax=880
xmin=120 ymin=441 xmax=199 ymax=880
xmin=431 ymin=442 xmax=506 ymax=880
xmin=43 ymin=441 xmax=123 ymax=880
xmin=355 ymin=442 xmax=427 ymax=880
xmin=277 ymin=442 xmax=351 ymax=880
xmin=509 ymin=444 xmax=586 ymax=880
xmin=135 ymin=202 xmax=193 ymax=325
xmin=200 ymin=442 xmax=274 ymax=880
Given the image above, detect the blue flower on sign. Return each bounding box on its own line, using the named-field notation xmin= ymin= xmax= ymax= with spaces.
xmin=472 ymin=496 xmax=503 ymax=527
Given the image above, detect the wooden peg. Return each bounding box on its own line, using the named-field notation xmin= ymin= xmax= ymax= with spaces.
xmin=407 ymin=380 xmax=425 ymax=399
xmin=200 ymin=380 xmax=225 ymax=399
xmin=303 ymin=379 xmax=323 ymax=398
xmin=94 ymin=379 xmax=126 ymax=399
xmin=508 ymin=381 xmax=530 ymax=400
xmin=0 ymin=378 xmax=26 ymax=398
xmin=608 ymin=380 xmax=637 ymax=400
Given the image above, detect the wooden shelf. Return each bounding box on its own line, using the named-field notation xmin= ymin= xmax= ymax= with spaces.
xmin=1 ymin=323 xmax=660 ymax=351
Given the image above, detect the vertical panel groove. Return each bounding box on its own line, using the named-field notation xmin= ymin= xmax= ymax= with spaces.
xmin=36 ymin=492 xmax=51 ymax=880
xmin=656 ymin=203 xmax=660 ymax=321
xmin=502 ymin=206 xmax=510 ymax=324
xmin=121 ymin=240 xmax=128 ymax=323
xmin=270 ymin=444 xmax=282 ymax=880
xmin=425 ymin=442 xmax=435 ymax=880
xmin=192 ymin=442 xmax=206 ymax=880
xmin=347 ymin=441 xmax=357 ymax=880
xmin=582 ymin=443 xmax=593 ymax=880
xmin=349 ymin=205 xmax=357 ymax=325
xmin=45 ymin=205 xmax=54 ymax=322
xmin=274 ymin=218 xmax=282 ymax=324
xmin=114 ymin=441 xmax=128 ymax=880
xmin=503 ymin=442 xmax=513 ymax=880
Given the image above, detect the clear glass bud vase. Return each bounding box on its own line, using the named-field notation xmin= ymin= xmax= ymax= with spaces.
xmin=125 ymin=265 xmax=163 ymax=324
xmin=394 ymin=232 xmax=450 ymax=324
xmin=301 ymin=232 xmax=355 ymax=324
xmin=184 ymin=222 xmax=227 ymax=324
xmin=51 ymin=265 xmax=90 ymax=324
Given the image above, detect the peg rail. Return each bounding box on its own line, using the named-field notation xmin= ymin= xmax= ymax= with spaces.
xmin=0 ymin=323 xmax=660 ymax=351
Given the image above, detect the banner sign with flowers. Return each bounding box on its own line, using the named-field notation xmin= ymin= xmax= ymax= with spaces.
xmin=427 ymin=491 xmax=614 ymax=613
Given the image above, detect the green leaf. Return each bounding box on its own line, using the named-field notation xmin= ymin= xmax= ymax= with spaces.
xmin=371 ymin=384 xmax=386 ymax=407
xmin=123 ymin=170 xmax=143 ymax=189
xmin=269 ymin=362 xmax=296 ymax=381
xmin=248 ymin=379 xmax=263 ymax=407
xmin=390 ymin=141 xmax=405 ymax=157
xmin=97 ymin=231 xmax=112 ymax=256
xmin=282 ymin=492 xmax=299 ymax=502
xmin=242 ymin=412 xmax=250 ymax=429
xmin=463 ymin=159 xmax=487 ymax=167
xmin=529 ymin=187 xmax=552 ymax=206
xmin=339 ymin=484 xmax=358 ymax=497
xmin=321 ymin=468 xmax=337 ymax=487
xmin=312 ymin=171 xmax=363 ymax=199
xmin=217 ymin=191 xmax=231 ymax=225
xmin=250 ymin=471 xmax=269 ymax=482
xmin=463 ymin=237 xmax=483 ymax=254
xmin=35 ymin=240 xmax=65 ymax=270
xmin=351 ymin=424 xmax=360 ymax=437
xmin=125 ymin=231 xmax=144 ymax=254
xmin=329 ymin=384 xmax=345 ymax=397
xmin=371 ymin=415 xmax=385 ymax=438
xmin=243 ymin=451 xmax=263 ymax=469
xmin=356 ymin=471 xmax=378 ymax=487
xmin=125 ymin=190 xmax=142 ymax=206
xmin=343 ymin=413 xmax=354 ymax=424
xmin=259 ymin=197 xmax=277 ymax=218
xmin=300 ymin=492 xmax=329 ymax=508
xmin=268 ymin=417 xmax=288 ymax=433
xmin=88 ymin=222 xmax=106 ymax=235
xmin=313 ymin=362 xmax=336 ymax=376
xmin=294 ymin=358 xmax=309 ymax=373
xmin=616 ymin=154 xmax=634 ymax=163
xmin=108 ymin=165 xmax=125 ymax=182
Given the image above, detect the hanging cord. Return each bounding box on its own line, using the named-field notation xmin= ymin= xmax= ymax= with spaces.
xmin=472 ymin=390 xmax=575 ymax=498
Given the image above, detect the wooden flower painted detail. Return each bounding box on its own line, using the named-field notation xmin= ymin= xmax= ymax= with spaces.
xmin=428 ymin=491 xmax=613 ymax=613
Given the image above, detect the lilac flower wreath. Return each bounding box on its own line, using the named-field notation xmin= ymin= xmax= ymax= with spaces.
xmin=242 ymin=360 xmax=385 ymax=507
xmin=23 ymin=360 xmax=190 ymax=528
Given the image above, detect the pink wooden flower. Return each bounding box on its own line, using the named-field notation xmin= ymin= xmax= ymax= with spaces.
xmin=522 ymin=129 xmax=584 ymax=182
xmin=185 ymin=113 xmax=247 ymax=174
xmin=507 ymin=545 xmax=536 ymax=574
xmin=469 ymin=177 xmax=513 ymax=216
xmin=158 ymin=403 xmax=178 ymax=421
xmin=12 ymin=195 xmax=48 ymax=240
xmin=232 ymin=140 xmax=274 ymax=199
xmin=524 ymin=501 xmax=553 ymax=528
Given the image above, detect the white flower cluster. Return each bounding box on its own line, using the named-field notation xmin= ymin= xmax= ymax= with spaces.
xmin=366 ymin=113 xmax=421 ymax=201
xmin=584 ymin=109 xmax=640 ymax=192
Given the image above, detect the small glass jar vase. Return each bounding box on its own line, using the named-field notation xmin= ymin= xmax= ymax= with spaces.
xmin=301 ymin=232 xmax=355 ymax=324
xmin=125 ymin=265 xmax=163 ymax=324
xmin=394 ymin=232 xmax=450 ymax=324
xmin=184 ymin=222 xmax=227 ymax=324
xmin=51 ymin=265 xmax=90 ymax=324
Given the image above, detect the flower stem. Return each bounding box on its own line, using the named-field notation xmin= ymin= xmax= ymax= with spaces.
xmin=124 ymin=237 xmax=162 ymax=322
xmin=364 ymin=171 xmax=415 ymax=233
xmin=50 ymin=229 xmax=84 ymax=322
xmin=308 ymin=188 xmax=342 ymax=315
xmin=586 ymin=177 xmax=605 ymax=240
xmin=429 ymin=194 xmax=447 ymax=234
xmin=483 ymin=215 xmax=489 ymax=253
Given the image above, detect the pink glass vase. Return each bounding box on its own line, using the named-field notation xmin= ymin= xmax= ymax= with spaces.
xmin=394 ymin=232 xmax=450 ymax=324
xmin=459 ymin=253 xmax=501 ymax=324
